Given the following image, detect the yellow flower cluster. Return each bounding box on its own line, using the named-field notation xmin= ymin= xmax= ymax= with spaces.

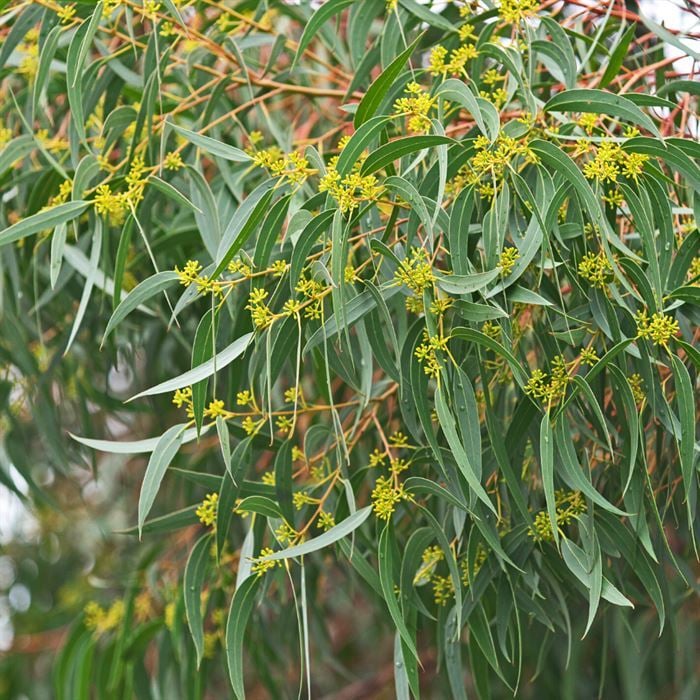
xmin=134 ymin=591 xmax=154 ymax=622
xmin=388 ymin=430 xmax=409 ymax=447
xmin=628 ymin=373 xmax=645 ymax=404
xmin=319 ymin=157 xmax=382 ymax=213
xmin=428 ymin=43 xmax=479 ymax=77
xmin=458 ymin=22 xmax=476 ymax=42
xmin=415 ymin=331 xmax=448 ymax=379
xmin=293 ymin=491 xmax=320 ymax=510
xmin=164 ymin=151 xmax=184 ymax=170
xmin=46 ymin=180 xmax=73 ymax=208
xmin=579 ymin=347 xmax=599 ymax=366
xmin=461 ymin=543 xmax=488 ymax=587
xmin=583 ymin=141 xmax=649 ymax=184
xmin=528 ymin=490 xmax=586 ymax=542
xmin=246 ymin=288 xmax=273 ymax=329
xmin=480 ymin=87 xmax=509 ymax=109
xmin=577 ymin=251 xmax=613 ymax=288
xmin=602 ymin=189 xmax=624 ymax=207
xmin=172 ymin=387 xmax=194 ymax=417
xmin=84 ymin=600 xmax=125 ymax=637
xmin=577 ymin=113 xmax=598 ymax=134
xmin=393 ymin=82 xmax=436 ymax=134
xmin=93 ymin=184 xmax=126 ymax=224
xmin=251 ymin=548 xmax=281 ymax=576
xmin=450 ymin=133 xmax=538 ymax=194
xmin=524 ymin=355 xmax=571 ymax=405
xmin=57 ymin=3 xmax=77 ymax=24
xmin=251 ymin=146 xmax=312 ymax=186
xmin=204 ymin=399 xmax=226 ymax=419
xmin=242 ymin=415 xmax=265 ymax=436
xmin=203 ymin=632 xmax=219 ymax=659
xmin=175 ymin=260 xmax=202 ymax=286
xmin=371 ymin=475 xmax=411 ymax=520
xmin=317 ymin=511 xmax=336 ymax=531
xmin=432 ymin=575 xmax=455 ymax=606
xmin=295 ymin=275 xmax=328 ymax=320
xmin=228 ymin=258 xmax=253 ymax=277
xmin=499 ymin=0 xmax=538 ymax=24
xmin=394 ymin=247 xmax=434 ymax=310
xmin=236 ymin=389 xmax=253 ymax=406
xmin=276 ymin=415 xmax=294 ymax=435
xmin=196 ymin=493 xmax=218 ymax=527
xmin=498 ymin=247 xmax=520 ymax=276
xmin=389 ymin=457 xmax=410 ymax=474
xmin=16 ymin=31 xmax=39 ymax=79
xmin=689 ymin=256 xmax=700 ymax=282
xmin=369 ymin=448 xmax=387 ymax=468
xmin=275 ymin=522 xmax=297 ymax=545
xmin=142 ymin=1 xmax=161 ymax=19
xmin=635 ymin=310 xmax=679 ymax=346
xmin=92 ymin=156 xmax=150 ymax=224
xmin=417 ymin=546 xmax=445 ymax=584
xmin=430 ymin=296 xmax=451 ymax=315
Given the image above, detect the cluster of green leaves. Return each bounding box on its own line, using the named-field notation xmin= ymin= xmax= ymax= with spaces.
xmin=0 ymin=0 xmax=698 ymax=697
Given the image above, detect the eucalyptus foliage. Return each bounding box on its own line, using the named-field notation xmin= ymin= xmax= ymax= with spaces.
xmin=0 ymin=0 xmax=699 ymax=698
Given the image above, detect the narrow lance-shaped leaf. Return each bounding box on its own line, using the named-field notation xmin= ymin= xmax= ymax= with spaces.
xmin=354 ymin=34 xmax=422 ymax=127
xmin=540 ymin=414 xmax=558 ymax=547
xmin=169 ymin=122 xmax=252 ymax=162
xmin=0 ymin=202 xmax=89 ymax=248
xmin=128 ymin=332 xmax=253 ymax=401
xmin=102 ymin=271 xmax=179 ymax=342
xmin=226 ymin=575 xmax=262 ymax=700
xmin=260 ymin=506 xmax=372 ymax=561
xmin=184 ymin=533 xmax=212 ymax=667
xmin=137 ymin=424 xmax=185 ymax=538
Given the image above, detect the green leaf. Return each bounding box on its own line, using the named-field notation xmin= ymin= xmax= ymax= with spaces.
xmin=274 ymin=441 xmax=295 ymax=526
xmin=128 ymin=332 xmax=253 ymax=401
xmin=360 ymin=135 xmax=454 ymax=175
xmin=294 ymin=0 xmax=355 ymax=65
xmin=64 ymin=221 xmax=102 ymax=356
xmin=32 ymin=25 xmax=62 ymax=119
xmin=304 ymin=284 xmax=400 ymax=353
xmin=435 ymin=388 xmax=497 ymax=515
xmin=544 ymin=89 xmax=660 ymax=137
xmin=148 ymin=176 xmax=202 ymax=213
xmin=137 ymin=424 xmax=185 ymax=538
xmin=70 ymin=425 xmax=210 ymax=455
xmin=378 ymin=523 xmax=420 ymax=662
xmin=225 ymin=575 xmax=262 ymax=699
xmin=435 ymin=269 xmax=500 ymax=295
xmin=336 ymin=116 xmax=388 ymax=175
xmin=0 ymin=201 xmax=89 ymax=248
xmin=212 ymin=185 xmax=275 ymax=279
xmin=450 ymin=327 xmax=529 ymax=386
xmin=260 ymin=506 xmax=372 ymax=561
xmin=236 ymin=495 xmax=282 ymax=519
xmin=169 ymin=122 xmax=252 ymax=162
xmin=115 ymin=505 xmax=198 ymax=536
xmin=102 ymin=271 xmax=179 ymax=342
xmin=184 ymin=533 xmax=212 ymax=667
xmin=670 ymin=354 xmax=696 ymax=528
xmin=354 ymin=34 xmax=422 ymax=127
xmin=540 ymin=414 xmax=558 ymax=546
xmin=437 ymin=78 xmax=500 ymax=142
xmin=561 ymin=538 xmax=633 ymax=608
xmin=600 ymin=24 xmax=638 ymax=89
xmin=49 ymin=222 xmax=68 ymax=290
